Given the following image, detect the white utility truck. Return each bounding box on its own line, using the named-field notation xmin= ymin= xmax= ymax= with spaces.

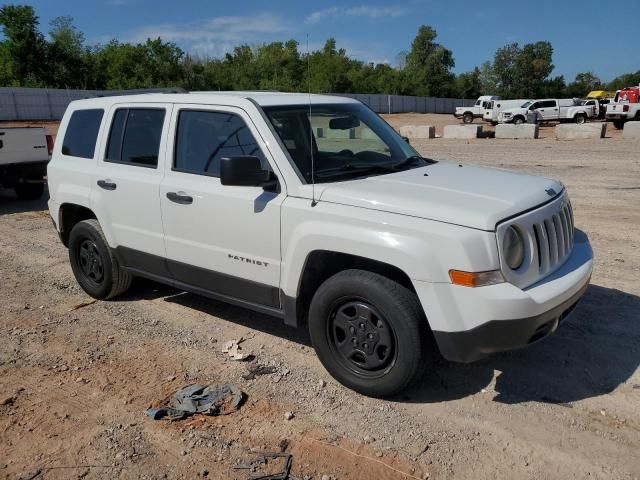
xmin=454 ymin=95 xmax=499 ymax=123
xmin=605 ymin=85 xmax=640 ymax=129
xmin=47 ymin=92 xmax=593 ymax=397
xmin=483 ymin=99 xmax=532 ymax=125
xmin=0 ymin=127 xmax=53 ymax=199
xmin=498 ymin=99 xmax=595 ymax=124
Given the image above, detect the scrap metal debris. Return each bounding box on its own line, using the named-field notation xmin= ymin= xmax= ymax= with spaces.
xmin=232 ymin=452 xmax=292 ymax=480
xmin=222 ymin=338 xmax=252 ymax=361
xmin=145 ymin=384 xmax=244 ymax=420
xmin=242 ymin=363 xmax=278 ymax=380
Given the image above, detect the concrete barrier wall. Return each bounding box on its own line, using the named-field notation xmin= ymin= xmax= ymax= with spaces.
xmin=555 ymin=123 xmax=607 ymax=140
xmin=399 ymin=125 xmax=435 ymax=139
xmin=622 ymin=122 xmax=640 ymax=140
xmin=495 ymin=124 xmax=539 ymax=139
xmin=443 ymin=125 xmax=481 ymax=139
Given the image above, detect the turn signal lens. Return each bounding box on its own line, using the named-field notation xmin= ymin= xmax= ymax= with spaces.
xmin=449 ymin=269 xmax=504 ymax=287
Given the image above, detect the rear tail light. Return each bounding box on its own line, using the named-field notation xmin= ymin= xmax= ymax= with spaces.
xmin=46 ymin=134 xmax=54 ymax=156
xmin=623 ymin=104 xmax=630 ymax=112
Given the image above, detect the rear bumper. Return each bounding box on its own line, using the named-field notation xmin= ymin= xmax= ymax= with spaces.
xmin=0 ymin=161 xmax=48 ymax=185
xmin=415 ymin=230 xmax=593 ymax=363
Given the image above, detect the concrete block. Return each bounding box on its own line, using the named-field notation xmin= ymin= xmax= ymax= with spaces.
xmin=555 ymin=123 xmax=607 ymax=140
xmin=495 ymin=124 xmax=539 ymax=139
xmin=622 ymin=121 xmax=640 ymax=140
xmin=443 ymin=125 xmax=482 ymax=139
xmin=399 ymin=125 xmax=436 ymax=139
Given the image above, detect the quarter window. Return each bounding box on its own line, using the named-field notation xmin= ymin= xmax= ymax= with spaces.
xmin=61 ymin=109 xmax=104 ymax=159
xmin=105 ymin=108 xmax=165 ymax=168
xmin=174 ymin=110 xmax=266 ymax=177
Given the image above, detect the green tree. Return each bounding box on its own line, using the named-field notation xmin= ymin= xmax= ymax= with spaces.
xmin=0 ymin=5 xmax=47 ymax=86
xmin=403 ymin=26 xmax=455 ymax=96
xmin=565 ymin=72 xmax=602 ymax=97
xmin=47 ymin=16 xmax=88 ymax=88
xmin=606 ymin=71 xmax=640 ymax=90
xmin=455 ymin=67 xmax=483 ymax=99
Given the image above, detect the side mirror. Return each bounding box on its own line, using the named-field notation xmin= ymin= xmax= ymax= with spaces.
xmin=401 ymin=136 xmax=410 ymax=145
xmin=220 ymin=156 xmax=270 ymax=187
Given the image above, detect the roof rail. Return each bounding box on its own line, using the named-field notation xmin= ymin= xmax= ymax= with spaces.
xmin=94 ymin=87 xmax=187 ymax=98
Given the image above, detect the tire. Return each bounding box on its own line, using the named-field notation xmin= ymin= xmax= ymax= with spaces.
xmin=14 ymin=182 xmax=44 ymax=200
xmin=613 ymin=120 xmax=625 ymax=130
xmin=574 ymin=114 xmax=586 ymax=124
xmin=514 ymin=116 xmax=525 ymax=125
xmin=308 ymin=269 xmax=433 ymax=397
xmin=462 ymin=112 xmax=474 ymax=124
xmin=68 ymin=219 xmax=132 ymax=300
xmin=491 ymin=121 xmax=498 ymax=126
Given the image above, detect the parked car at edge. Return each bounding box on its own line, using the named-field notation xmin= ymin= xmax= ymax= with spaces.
xmin=454 ymin=95 xmax=499 ymax=124
xmin=483 ymin=99 xmax=532 ymax=125
xmin=498 ymin=99 xmax=595 ymax=125
xmin=605 ymin=85 xmax=640 ymax=129
xmin=47 ymin=92 xmax=593 ymax=397
xmin=0 ymin=127 xmax=53 ymax=199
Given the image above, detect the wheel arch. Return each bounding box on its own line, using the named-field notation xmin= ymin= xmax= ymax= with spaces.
xmin=58 ymin=202 xmax=97 ymax=247
xmin=284 ymin=250 xmax=421 ymax=329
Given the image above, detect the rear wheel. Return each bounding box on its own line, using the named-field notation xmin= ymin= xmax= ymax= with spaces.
xmin=308 ymin=270 xmax=433 ymax=397
xmin=14 ymin=182 xmax=44 ymax=200
xmin=462 ymin=112 xmax=474 ymax=124
xmin=68 ymin=219 xmax=132 ymax=299
xmin=613 ymin=120 xmax=625 ymax=130
xmin=574 ymin=113 xmax=586 ymax=124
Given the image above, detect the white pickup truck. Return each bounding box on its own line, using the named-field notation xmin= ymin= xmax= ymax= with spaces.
xmin=605 ymin=86 xmax=640 ymax=129
xmin=0 ymin=127 xmax=53 ymax=199
xmin=498 ymin=99 xmax=594 ymax=125
xmin=47 ymin=92 xmax=593 ymax=397
xmin=454 ymin=95 xmax=499 ymax=123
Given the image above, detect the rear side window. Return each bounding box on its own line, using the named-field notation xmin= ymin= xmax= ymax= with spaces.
xmin=174 ymin=110 xmax=266 ymax=177
xmin=106 ymin=108 xmax=165 ymax=168
xmin=61 ymin=109 xmax=104 ymax=159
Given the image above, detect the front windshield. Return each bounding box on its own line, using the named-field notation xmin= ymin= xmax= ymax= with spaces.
xmin=263 ymin=103 xmax=432 ymax=183
xmin=521 ymin=101 xmax=533 ymax=108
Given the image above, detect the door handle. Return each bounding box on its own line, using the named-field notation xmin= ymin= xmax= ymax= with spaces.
xmin=97 ymin=179 xmax=117 ymax=190
xmin=166 ymin=191 xmax=193 ymax=205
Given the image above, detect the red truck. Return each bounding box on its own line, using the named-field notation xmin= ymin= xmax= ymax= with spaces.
xmin=606 ymin=85 xmax=640 ymax=129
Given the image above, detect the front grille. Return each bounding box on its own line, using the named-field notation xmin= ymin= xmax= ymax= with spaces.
xmin=531 ymin=201 xmax=574 ymax=275
xmin=497 ymin=192 xmax=575 ymax=289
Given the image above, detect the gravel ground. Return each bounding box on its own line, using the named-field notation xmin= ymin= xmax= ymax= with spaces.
xmin=1 ymin=116 xmax=639 ymax=479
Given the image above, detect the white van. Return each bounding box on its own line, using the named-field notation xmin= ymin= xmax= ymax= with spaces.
xmin=483 ymin=100 xmax=532 ymax=125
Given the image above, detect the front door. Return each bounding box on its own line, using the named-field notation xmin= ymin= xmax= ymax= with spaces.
xmin=159 ymin=105 xmax=284 ymax=309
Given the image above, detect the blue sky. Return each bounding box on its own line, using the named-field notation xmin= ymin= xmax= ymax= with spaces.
xmin=16 ymin=0 xmax=639 ymax=82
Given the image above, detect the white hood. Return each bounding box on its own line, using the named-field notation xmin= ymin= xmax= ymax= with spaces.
xmin=316 ymin=162 xmax=563 ymax=231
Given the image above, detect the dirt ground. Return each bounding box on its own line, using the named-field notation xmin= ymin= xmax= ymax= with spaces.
xmin=1 ymin=115 xmax=639 ymax=480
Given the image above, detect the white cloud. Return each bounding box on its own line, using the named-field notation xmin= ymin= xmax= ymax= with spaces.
xmin=305 ymin=5 xmax=408 ymax=24
xmin=124 ymin=13 xmax=290 ymax=56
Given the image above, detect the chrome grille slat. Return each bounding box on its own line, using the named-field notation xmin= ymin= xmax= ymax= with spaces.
xmin=535 ymin=223 xmax=550 ymax=274
xmin=545 ymin=219 xmax=559 ymax=265
xmin=553 ymin=214 xmax=565 ymax=259
xmin=559 ymin=209 xmax=570 ymax=252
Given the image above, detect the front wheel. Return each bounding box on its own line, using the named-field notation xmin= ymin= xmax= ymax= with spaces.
xmin=68 ymin=219 xmax=132 ymax=299
xmin=514 ymin=116 xmax=525 ymax=125
xmin=308 ymin=270 xmax=433 ymax=397
xmin=462 ymin=112 xmax=474 ymax=124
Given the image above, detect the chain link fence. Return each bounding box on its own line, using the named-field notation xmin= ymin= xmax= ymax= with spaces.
xmin=0 ymin=87 xmax=475 ymax=121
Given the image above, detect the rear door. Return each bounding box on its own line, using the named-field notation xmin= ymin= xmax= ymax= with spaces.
xmin=537 ymin=100 xmax=558 ymax=121
xmin=159 ymin=104 xmax=284 ymax=309
xmin=90 ymin=103 xmax=172 ymax=276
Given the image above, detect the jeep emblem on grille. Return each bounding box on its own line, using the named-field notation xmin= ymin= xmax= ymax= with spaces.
xmin=545 ymin=188 xmax=557 ymax=197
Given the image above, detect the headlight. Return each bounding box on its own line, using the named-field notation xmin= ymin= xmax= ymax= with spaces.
xmin=503 ymin=226 xmax=525 ymax=270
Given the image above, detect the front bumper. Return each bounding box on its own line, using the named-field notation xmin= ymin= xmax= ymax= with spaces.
xmin=415 ymin=230 xmax=593 ymax=363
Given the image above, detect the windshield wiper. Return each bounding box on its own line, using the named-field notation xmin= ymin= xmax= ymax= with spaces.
xmin=391 ymin=155 xmax=435 ymax=170
xmin=316 ymin=163 xmax=396 ymax=178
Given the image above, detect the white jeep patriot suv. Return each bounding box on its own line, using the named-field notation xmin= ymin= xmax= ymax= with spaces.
xmin=48 ymin=92 xmax=593 ymax=397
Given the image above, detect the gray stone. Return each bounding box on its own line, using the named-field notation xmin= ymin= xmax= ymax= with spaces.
xmin=622 ymin=121 xmax=640 ymax=140
xmin=555 ymin=123 xmax=607 ymax=140
xmin=399 ymin=125 xmax=436 ymax=139
xmin=443 ymin=125 xmax=481 ymax=139
xmin=495 ymin=124 xmax=539 ymax=139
